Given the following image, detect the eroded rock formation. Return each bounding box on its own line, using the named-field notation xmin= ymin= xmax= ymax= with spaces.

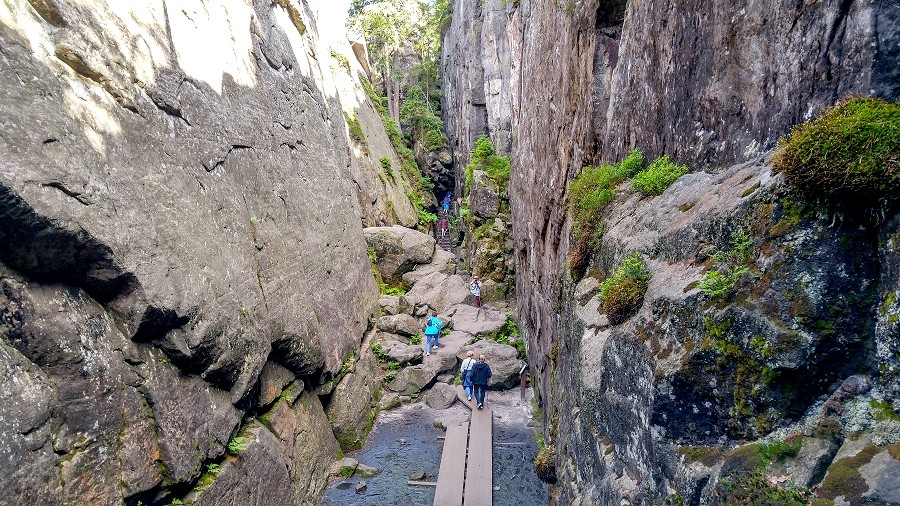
xmin=0 ymin=0 xmax=418 ymax=503
xmin=443 ymin=0 xmax=899 ymax=503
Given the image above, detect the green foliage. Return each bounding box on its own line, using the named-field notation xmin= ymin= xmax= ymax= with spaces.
xmin=400 ymin=84 xmax=446 ymax=151
xmin=359 ymin=73 xmax=388 ymax=115
xmin=367 ymin=246 xmax=377 ymax=263
xmin=698 ymin=267 xmax=749 ymax=299
xmin=773 ymin=97 xmax=900 ymax=207
xmin=758 ymin=439 xmax=802 ymax=462
xmin=410 ymin=334 xmax=421 ymax=345
xmin=599 ymin=253 xmax=652 ymax=324
xmin=378 ymin=281 xmax=406 ymax=296
xmin=534 ymin=444 xmax=557 ymax=483
xmin=418 ymin=209 xmax=438 ymax=225
xmin=465 ymin=134 xmax=511 ymax=191
xmin=424 ymin=129 xmax=447 ymax=150
xmin=329 ymin=49 xmax=351 ymax=74
xmin=344 ymin=112 xmax=366 ymax=147
xmin=387 ymin=360 xmax=400 ymax=370
xmin=630 ymin=154 xmax=688 ymax=196
xmin=567 ymin=149 xmax=645 ymax=275
xmin=380 ymin=156 xmax=394 ymax=178
xmin=227 ymin=436 xmax=248 ymax=455
xmin=495 ymin=312 xmax=520 ymax=342
xmin=370 ymin=341 xmax=390 ymax=362
xmin=699 ymin=229 xmax=754 ymax=300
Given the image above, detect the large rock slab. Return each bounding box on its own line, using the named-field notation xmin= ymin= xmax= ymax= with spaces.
xmin=380 ymin=337 xmax=424 ymax=365
xmin=376 ymin=314 xmax=422 ymax=336
xmin=402 ymin=247 xmax=458 ymax=285
xmin=387 ymin=364 xmax=437 ymax=395
xmin=325 ymin=350 xmax=380 ymax=452
xmin=404 ymin=272 xmax=469 ymax=314
xmin=446 ymin=304 xmax=507 ymax=336
xmin=364 ymin=226 xmax=436 ymax=280
xmin=470 ymin=169 xmax=500 ymax=219
xmin=457 ymin=340 xmax=524 ymax=389
xmin=188 ymin=424 xmax=292 ymax=506
xmin=426 ymin=382 xmax=459 ymax=409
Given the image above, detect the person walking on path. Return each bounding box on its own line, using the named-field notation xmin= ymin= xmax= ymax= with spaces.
xmin=471 ymin=354 xmax=492 ymax=409
xmin=423 ymin=310 xmax=443 ymax=356
xmin=460 ymin=350 xmax=476 ymax=401
xmin=441 ymin=191 xmax=452 ymax=214
xmin=440 ymin=216 xmax=448 ymax=239
xmin=469 ymin=275 xmax=482 ymax=308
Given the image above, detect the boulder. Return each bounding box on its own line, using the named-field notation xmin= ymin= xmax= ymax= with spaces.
xmin=404 ymin=272 xmax=469 ymax=314
xmin=446 ymin=305 xmax=507 ymax=336
xmin=425 ymin=383 xmax=458 ymax=409
xmin=403 ymin=249 xmax=457 ymax=285
xmin=324 ymin=352 xmax=380 ymax=452
xmin=364 ymin=226 xmax=436 ymax=280
xmin=257 ymin=362 xmax=296 ymax=408
xmin=380 ymin=338 xmax=424 ymax=365
xmin=376 ymin=314 xmax=422 ymax=336
xmin=387 ymin=365 xmax=437 ymax=395
xmin=470 ymin=170 xmax=500 ymax=219
xmin=378 ymin=294 xmax=405 ymax=316
xmin=378 ymin=392 xmax=403 ymax=410
xmin=479 ymin=279 xmax=506 ymax=303
xmin=329 ymin=457 xmax=360 ymax=477
xmin=457 ymin=341 xmax=524 ymax=389
xmin=355 ymin=462 xmax=380 ymax=478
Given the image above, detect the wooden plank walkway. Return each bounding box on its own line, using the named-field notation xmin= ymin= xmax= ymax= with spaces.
xmin=463 ymin=407 xmax=492 ymax=505
xmin=432 ymin=386 xmax=492 ymax=506
xmin=433 ymin=422 xmax=469 ymax=506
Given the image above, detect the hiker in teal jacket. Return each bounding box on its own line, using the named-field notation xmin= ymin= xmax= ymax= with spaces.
xmin=423 ymin=310 xmax=443 ymax=356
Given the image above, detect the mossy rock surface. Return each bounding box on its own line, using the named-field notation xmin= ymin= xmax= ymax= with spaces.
xmin=774 ymin=97 xmax=900 ymax=209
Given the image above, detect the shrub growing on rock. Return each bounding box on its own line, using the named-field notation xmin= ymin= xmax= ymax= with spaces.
xmin=630 ymin=154 xmax=689 ymax=196
xmin=567 ymin=149 xmax=644 ymax=275
xmin=533 ymin=444 xmax=557 ymax=483
xmin=773 ymin=97 xmax=900 ymax=209
xmin=599 ymin=252 xmax=652 ymax=324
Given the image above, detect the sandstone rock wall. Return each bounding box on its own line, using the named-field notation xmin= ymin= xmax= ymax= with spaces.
xmin=0 ymin=0 xmax=411 ymax=503
xmin=442 ymin=0 xmax=898 ymax=503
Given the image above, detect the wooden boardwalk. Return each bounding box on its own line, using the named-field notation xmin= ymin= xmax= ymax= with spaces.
xmin=433 ymin=387 xmax=492 ymax=506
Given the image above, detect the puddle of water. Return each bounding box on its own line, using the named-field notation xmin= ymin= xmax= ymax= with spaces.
xmin=319 ymin=389 xmax=549 ymax=506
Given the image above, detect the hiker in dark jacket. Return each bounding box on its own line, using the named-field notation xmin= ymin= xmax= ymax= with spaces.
xmin=470 ymin=355 xmax=492 ymax=409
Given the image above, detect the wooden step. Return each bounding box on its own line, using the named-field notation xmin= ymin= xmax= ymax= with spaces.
xmin=433 ymin=422 xmax=470 ymax=506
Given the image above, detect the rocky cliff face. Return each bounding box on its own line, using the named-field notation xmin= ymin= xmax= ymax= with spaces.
xmin=443 ymin=0 xmax=899 ymax=503
xmin=0 ymin=0 xmax=413 ymax=504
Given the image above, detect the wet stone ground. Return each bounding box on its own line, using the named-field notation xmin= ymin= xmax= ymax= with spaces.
xmin=320 ymin=388 xmax=548 ymax=506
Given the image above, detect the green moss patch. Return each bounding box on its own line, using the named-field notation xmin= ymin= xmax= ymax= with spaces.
xmin=566 ymin=149 xmax=644 ymax=275
xmin=774 ymin=97 xmax=900 ymax=207
xmin=816 ymin=443 xmax=881 ymax=500
xmin=630 ymin=154 xmax=689 ymax=196
xmin=599 ymin=252 xmax=652 ymax=324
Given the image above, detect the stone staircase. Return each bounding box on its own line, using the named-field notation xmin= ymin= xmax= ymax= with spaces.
xmin=437 ymin=208 xmax=452 ymax=252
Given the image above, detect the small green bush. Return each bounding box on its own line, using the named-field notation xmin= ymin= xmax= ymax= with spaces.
xmin=567 ymin=149 xmax=644 ymax=275
xmin=534 ymin=444 xmax=557 ymax=483
xmin=599 ymin=252 xmax=652 ymax=324
xmin=380 ymin=156 xmax=394 ymax=178
xmin=630 ymin=154 xmax=688 ymax=196
xmin=773 ymin=97 xmax=900 ymax=207
xmin=466 ymin=134 xmax=511 ymax=191
xmin=698 ymin=229 xmax=754 ymax=300
xmin=344 ymin=113 xmax=366 ymax=147
xmin=424 ymin=129 xmax=447 ymax=150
